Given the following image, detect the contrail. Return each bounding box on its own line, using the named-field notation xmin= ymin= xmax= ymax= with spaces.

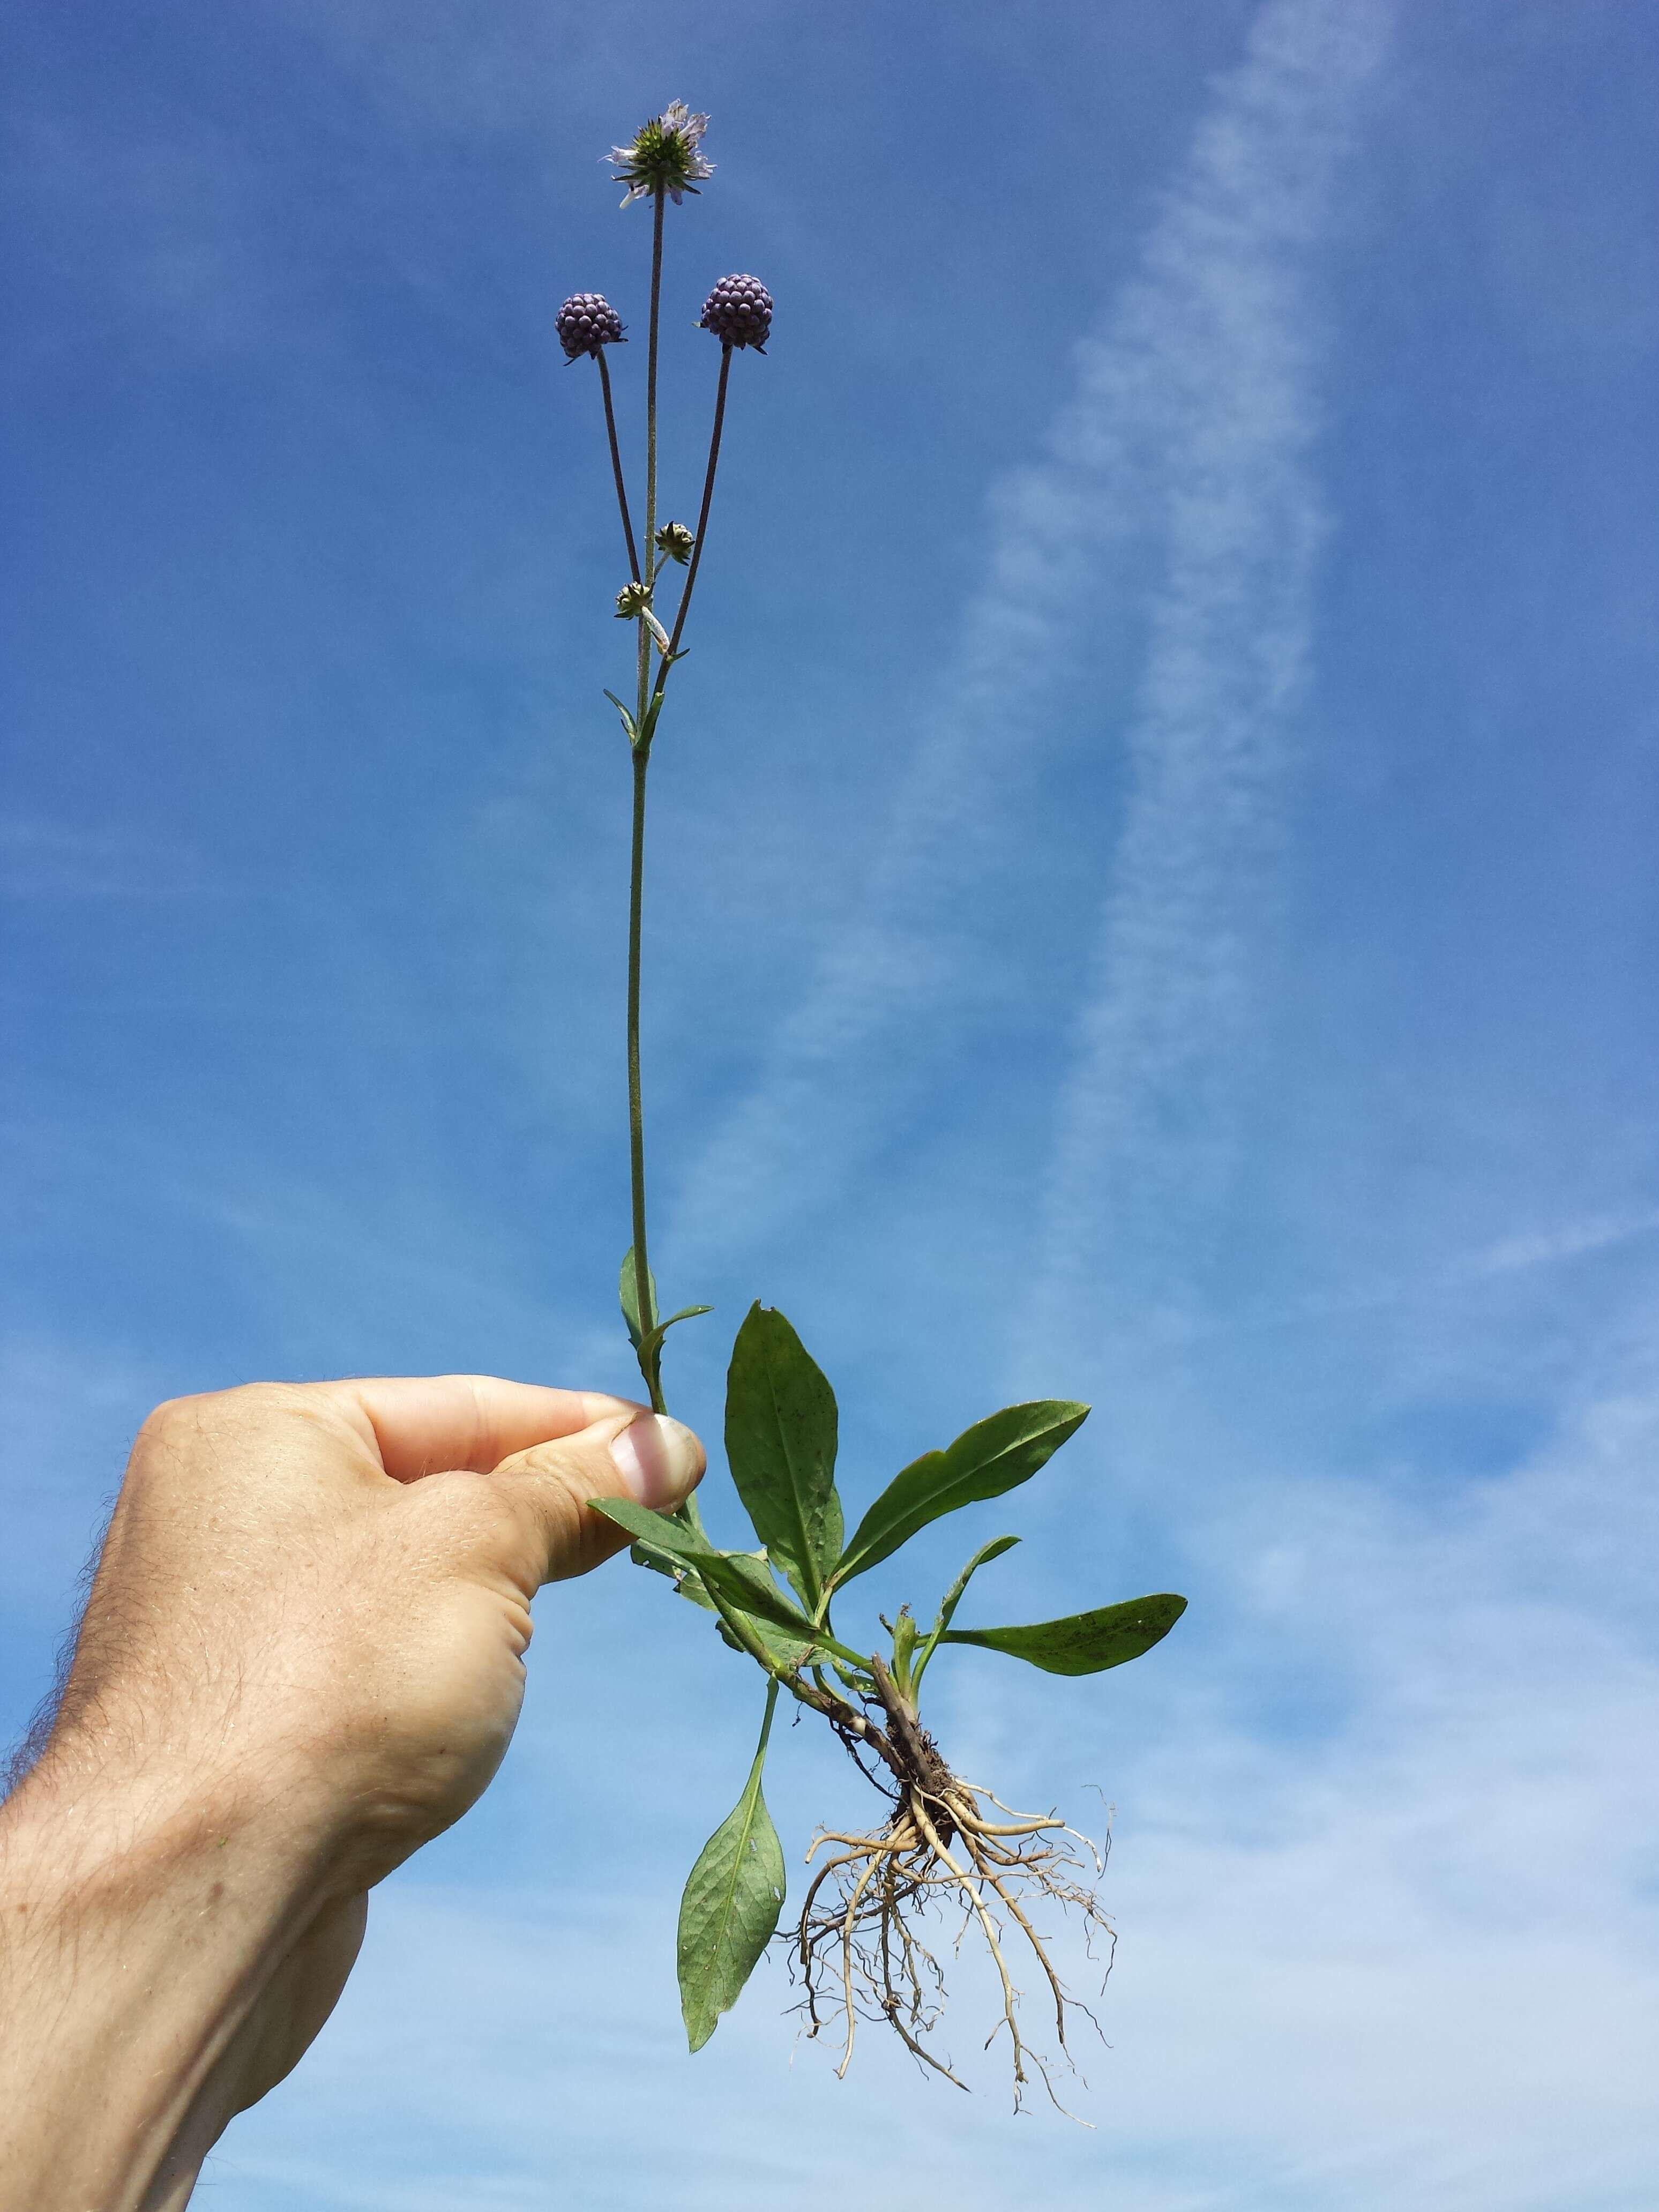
xmin=667 ymin=0 xmax=1392 ymax=1320
xmin=1019 ymin=0 xmax=1392 ymax=1374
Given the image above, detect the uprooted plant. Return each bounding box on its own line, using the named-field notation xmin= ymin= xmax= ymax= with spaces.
xmin=562 ymin=102 xmax=1186 ymax=2105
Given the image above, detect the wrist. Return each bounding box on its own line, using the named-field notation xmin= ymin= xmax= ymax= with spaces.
xmin=0 ymin=1750 xmax=334 ymax=2210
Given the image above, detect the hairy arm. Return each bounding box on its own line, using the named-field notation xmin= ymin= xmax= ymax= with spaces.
xmin=0 ymin=1374 xmax=703 ymax=2210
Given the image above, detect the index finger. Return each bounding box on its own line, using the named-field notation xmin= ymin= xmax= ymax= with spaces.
xmin=325 ymin=1374 xmax=647 ymax=1482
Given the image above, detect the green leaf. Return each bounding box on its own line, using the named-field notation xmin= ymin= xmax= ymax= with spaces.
xmin=618 ymin=1503 xmax=714 ymax=1581
xmin=678 ymin=1684 xmax=786 ymax=2052
xmin=715 ymin=1608 xmax=812 ymax=1672
xmin=619 ymin=1248 xmax=659 ymax=1349
xmin=637 ymin=688 xmax=670 ymax=749
xmin=637 ymin=1304 xmax=713 ymax=1367
xmin=701 ymin=1556 xmax=832 ymax=1643
xmin=833 ymin=1401 xmax=1089 ymax=1587
xmin=629 ymin=1535 xmax=683 ymax=1580
xmin=603 ymin=690 xmax=639 ymax=743
xmin=910 ymin=1534 xmax=1020 ymax=1691
xmin=941 ymin=1591 xmax=1187 ymax=1676
xmin=588 ymin=1498 xmax=835 ymax=1650
xmin=724 ymin=1304 xmax=844 ymax=1609
xmin=626 ymin=1530 xmax=811 ymax=1662
xmin=593 ymin=1493 xmax=717 ymax=1562
xmin=627 ymin=1541 xmax=721 ymax=1614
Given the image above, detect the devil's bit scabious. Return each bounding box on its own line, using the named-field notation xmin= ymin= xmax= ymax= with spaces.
xmin=608 ymin=101 xmax=713 ymax=207
xmin=556 ymin=292 xmax=625 ymax=361
xmin=698 ymin=272 xmax=773 ymax=353
xmin=568 ymin=104 xmax=1187 ymax=2106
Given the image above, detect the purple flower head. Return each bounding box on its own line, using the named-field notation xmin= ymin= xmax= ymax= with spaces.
xmin=698 ymin=273 xmax=772 ymax=354
xmin=556 ymin=293 xmax=625 ymax=361
xmin=608 ymin=103 xmax=713 ymax=207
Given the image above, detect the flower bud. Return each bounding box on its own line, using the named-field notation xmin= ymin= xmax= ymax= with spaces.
xmin=698 ymin=273 xmax=772 ymax=354
xmin=557 ymin=292 xmax=625 ymax=361
xmin=615 ymin=580 xmax=654 ymax=619
xmin=655 ymin=521 xmax=695 ymax=565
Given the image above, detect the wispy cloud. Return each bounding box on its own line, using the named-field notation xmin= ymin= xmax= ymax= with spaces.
xmin=1020 ymin=0 xmax=1391 ymax=1367
xmin=668 ymin=0 xmax=1392 ymax=1302
xmin=0 ymin=818 xmax=219 ymax=900
xmin=1150 ymin=1202 xmax=1659 ymax=1348
xmin=2 ymin=112 xmax=276 ymax=364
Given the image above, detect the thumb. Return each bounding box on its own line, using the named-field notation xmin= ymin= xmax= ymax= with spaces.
xmin=488 ymin=1407 xmax=706 ymax=1586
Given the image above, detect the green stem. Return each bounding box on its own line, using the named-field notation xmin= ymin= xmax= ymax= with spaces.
xmin=754 ymin=1673 xmax=781 ymax=1757
xmin=626 ymin=186 xmax=668 ymax=1408
xmin=645 ymin=186 xmax=664 ymax=574
xmin=635 ymin=186 xmax=666 ymax=733
xmin=626 ymin=743 xmax=659 ymax=1404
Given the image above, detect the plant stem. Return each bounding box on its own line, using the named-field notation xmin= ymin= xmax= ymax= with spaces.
xmin=635 ymin=186 xmax=667 ymax=733
xmin=645 ymin=186 xmax=664 ymax=573
xmin=754 ymin=1674 xmax=781 ymax=1758
xmin=652 ymin=342 xmax=732 ymax=707
xmin=596 ymin=349 xmax=640 ymax=582
xmin=626 ymin=742 xmax=660 ymax=1405
xmin=626 ymin=184 xmax=668 ymax=1402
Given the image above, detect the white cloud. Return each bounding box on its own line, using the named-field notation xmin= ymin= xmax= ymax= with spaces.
xmin=667 ymin=0 xmax=1392 ymax=1305
xmin=1094 ymin=1375 xmax=1659 ymax=2206
xmin=4 ymin=114 xmax=278 ymax=363
xmin=213 ymin=1351 xmax=1659 ymax=2209
xmin=0 ymin=819 xmax=219 ymax=900
xmin=1021 ymin=0 xmax=1391 ymax=1364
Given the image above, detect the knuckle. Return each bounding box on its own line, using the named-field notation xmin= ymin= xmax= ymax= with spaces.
xmin=135 ymin=1392 xmax=207 ymax=1451
xmin=133 ymin=1381 xmax=331 ymax=1481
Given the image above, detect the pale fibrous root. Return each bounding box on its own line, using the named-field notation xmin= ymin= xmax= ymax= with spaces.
xmin=788 ymin=1658 xmax=1115 ymax=2114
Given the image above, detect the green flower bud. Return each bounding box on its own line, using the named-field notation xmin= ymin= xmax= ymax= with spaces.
xmin=615 ymin=580 xmax=654 ymax=619
xmin=655 ymin=521 xmax=695 ymax=565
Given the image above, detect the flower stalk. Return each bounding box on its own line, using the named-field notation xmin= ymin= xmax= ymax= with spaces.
xmin=657 ymin=342 xmax=730 ymax=681
xmin=596 ymin=350 xmax=640 ymax=583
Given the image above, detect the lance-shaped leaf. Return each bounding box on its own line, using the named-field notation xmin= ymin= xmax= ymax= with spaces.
xmin=603 ymin=689 xmax=639 ymax=744
xmin=941 ymin=1591 xmax=1187 ymax=1676
xmin=678 ymin=1685 xmax=786 ymax=2051
xmin=618 ymin=1247 xmax=659 ymax=1348
xmin=832 ymin=1401 xmax=1089 ymax=1588
xmin=910 ymin=1534 xmax=1020 ymax=1691
xmin=639 ymin=1303 xmax=713 ymax=1365
xmin=629 ymin=1528 xmax=813 ymax=1668
xmin=589 ymin=1498 xmax=863 ymax=1663
xmin=724 ymin=1303 xmax=843 ymax=1608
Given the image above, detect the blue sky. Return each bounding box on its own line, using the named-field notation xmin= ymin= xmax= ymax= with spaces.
xmin=4 ymin=0 xmax=1659 ymax=2204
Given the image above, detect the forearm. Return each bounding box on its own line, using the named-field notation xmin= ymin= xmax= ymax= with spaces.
xmin=0 ymin=1752 xmax=335 ymax=2211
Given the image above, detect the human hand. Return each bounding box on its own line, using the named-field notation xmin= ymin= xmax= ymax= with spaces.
xmin=0 ymin=1374 xmax=704 ymax=2211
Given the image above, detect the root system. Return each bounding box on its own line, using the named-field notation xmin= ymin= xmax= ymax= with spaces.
xmin=790 ymin=1657 xmax=1115 ymax=2111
